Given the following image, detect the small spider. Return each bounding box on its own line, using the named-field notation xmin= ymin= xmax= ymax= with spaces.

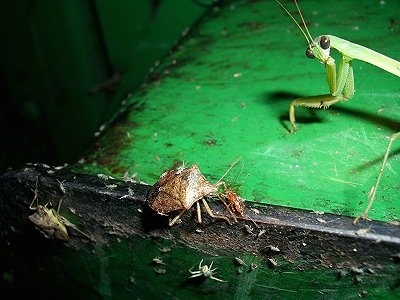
xmin=189 ymin=259 xmax=226 ymax=282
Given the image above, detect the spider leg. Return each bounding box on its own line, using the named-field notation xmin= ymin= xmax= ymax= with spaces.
xmin=189 ymin=272 xmax=202 ymax=278
xmin=198 ymin=258 xmax=204 ymax=269
xmin=210 ymin=267 xmax=218 ymax=273
xmin=210 ymin=275 xmax=227 ymax=283
xmin=209 ymin=261 xmax=214 ymax=269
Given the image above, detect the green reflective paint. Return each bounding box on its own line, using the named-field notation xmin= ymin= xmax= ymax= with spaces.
xmin=77 ymin=0 xmax=400 ymax=222
xmin=9 ymin=236 xmax=400 ymax=299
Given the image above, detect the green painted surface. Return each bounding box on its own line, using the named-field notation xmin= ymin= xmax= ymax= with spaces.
xmin=78 ymin=0 xmax=400 ymax=223
xmin=94 ymin=0 xmax=210 ymax=121
xmin=8 ymin=236 xmax=400 ymax=299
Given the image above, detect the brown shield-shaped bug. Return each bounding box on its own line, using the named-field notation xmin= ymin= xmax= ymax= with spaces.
xmin=147 ymin=163 xmax=233 ymax=226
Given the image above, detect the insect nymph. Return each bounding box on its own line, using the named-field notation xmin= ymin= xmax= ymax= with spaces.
xmin=28 ymin=178 xmax=69 ymax=241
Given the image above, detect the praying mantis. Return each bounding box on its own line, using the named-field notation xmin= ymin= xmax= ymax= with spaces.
xmin=276 ymin=0 xmax=400 ymax=223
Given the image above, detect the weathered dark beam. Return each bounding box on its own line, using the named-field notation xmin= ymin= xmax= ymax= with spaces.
xmin=1 ymin=164 xmax=399 ymax=269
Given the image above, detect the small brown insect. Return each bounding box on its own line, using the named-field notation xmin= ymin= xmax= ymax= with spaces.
xmin=219 ymin=186 xmax=246 ymax=223
xmin=216 ymin=158 xmax=247 ymax=222
xmin=29 ymin=178 xmax=91 ymax=241
xmin=226 ymin=191 xmax=245 ymax=216
xmin=29 ymin=204 xmax=69 ymax=241
xmin=29 ymin=178 xmax=69 ymax=241
xmin=147 ymin=164 xmax=230 ymax=226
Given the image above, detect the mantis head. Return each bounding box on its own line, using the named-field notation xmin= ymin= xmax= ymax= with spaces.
xmin=276 ymin=0 xmax=331 ymax=64
xmin=306 ymin=36 xmax=331 ymax=63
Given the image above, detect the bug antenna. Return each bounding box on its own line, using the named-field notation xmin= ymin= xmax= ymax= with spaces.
xmin=233 ymin=160 xmax=244 ymax=185
xmin=29 ymin=176 xmax=39 ymax=210
xmin=275 ymin=0 xmax=312 ymax=45
xmin=216 ymin=157 xmax=241 ymax=184
xmin=293 ymin=0 xmax=314 ymax=44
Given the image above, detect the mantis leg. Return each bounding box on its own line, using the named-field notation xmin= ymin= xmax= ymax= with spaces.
xmin=354 ymin=131 xmax=400 ymax=224
xmin=289 ymin=56 xmax=354 ymax=133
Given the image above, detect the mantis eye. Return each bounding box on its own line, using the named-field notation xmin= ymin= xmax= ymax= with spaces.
xmin=306 ymin=47 xmax=315 ymax=59
xmin=319 ymin=36 xmax=330 ymax=50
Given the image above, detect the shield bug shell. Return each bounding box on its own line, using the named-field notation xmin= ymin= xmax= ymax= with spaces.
xmin=147 ymin=164 xmax=229 ymax=226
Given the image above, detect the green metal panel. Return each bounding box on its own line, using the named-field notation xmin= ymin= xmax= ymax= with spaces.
xmin=78 ymin=0 xmax=400 ymax=223
xmin=93 ymin=0 xmax=213 ymax=125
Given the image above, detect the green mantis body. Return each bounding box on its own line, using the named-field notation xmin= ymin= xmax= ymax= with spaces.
xmin=277 ymin=0 xmax=400 ymax=223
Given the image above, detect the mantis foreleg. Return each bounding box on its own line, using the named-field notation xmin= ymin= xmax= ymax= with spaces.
xmin=289 ymin=55 xmax=354 ymax=133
